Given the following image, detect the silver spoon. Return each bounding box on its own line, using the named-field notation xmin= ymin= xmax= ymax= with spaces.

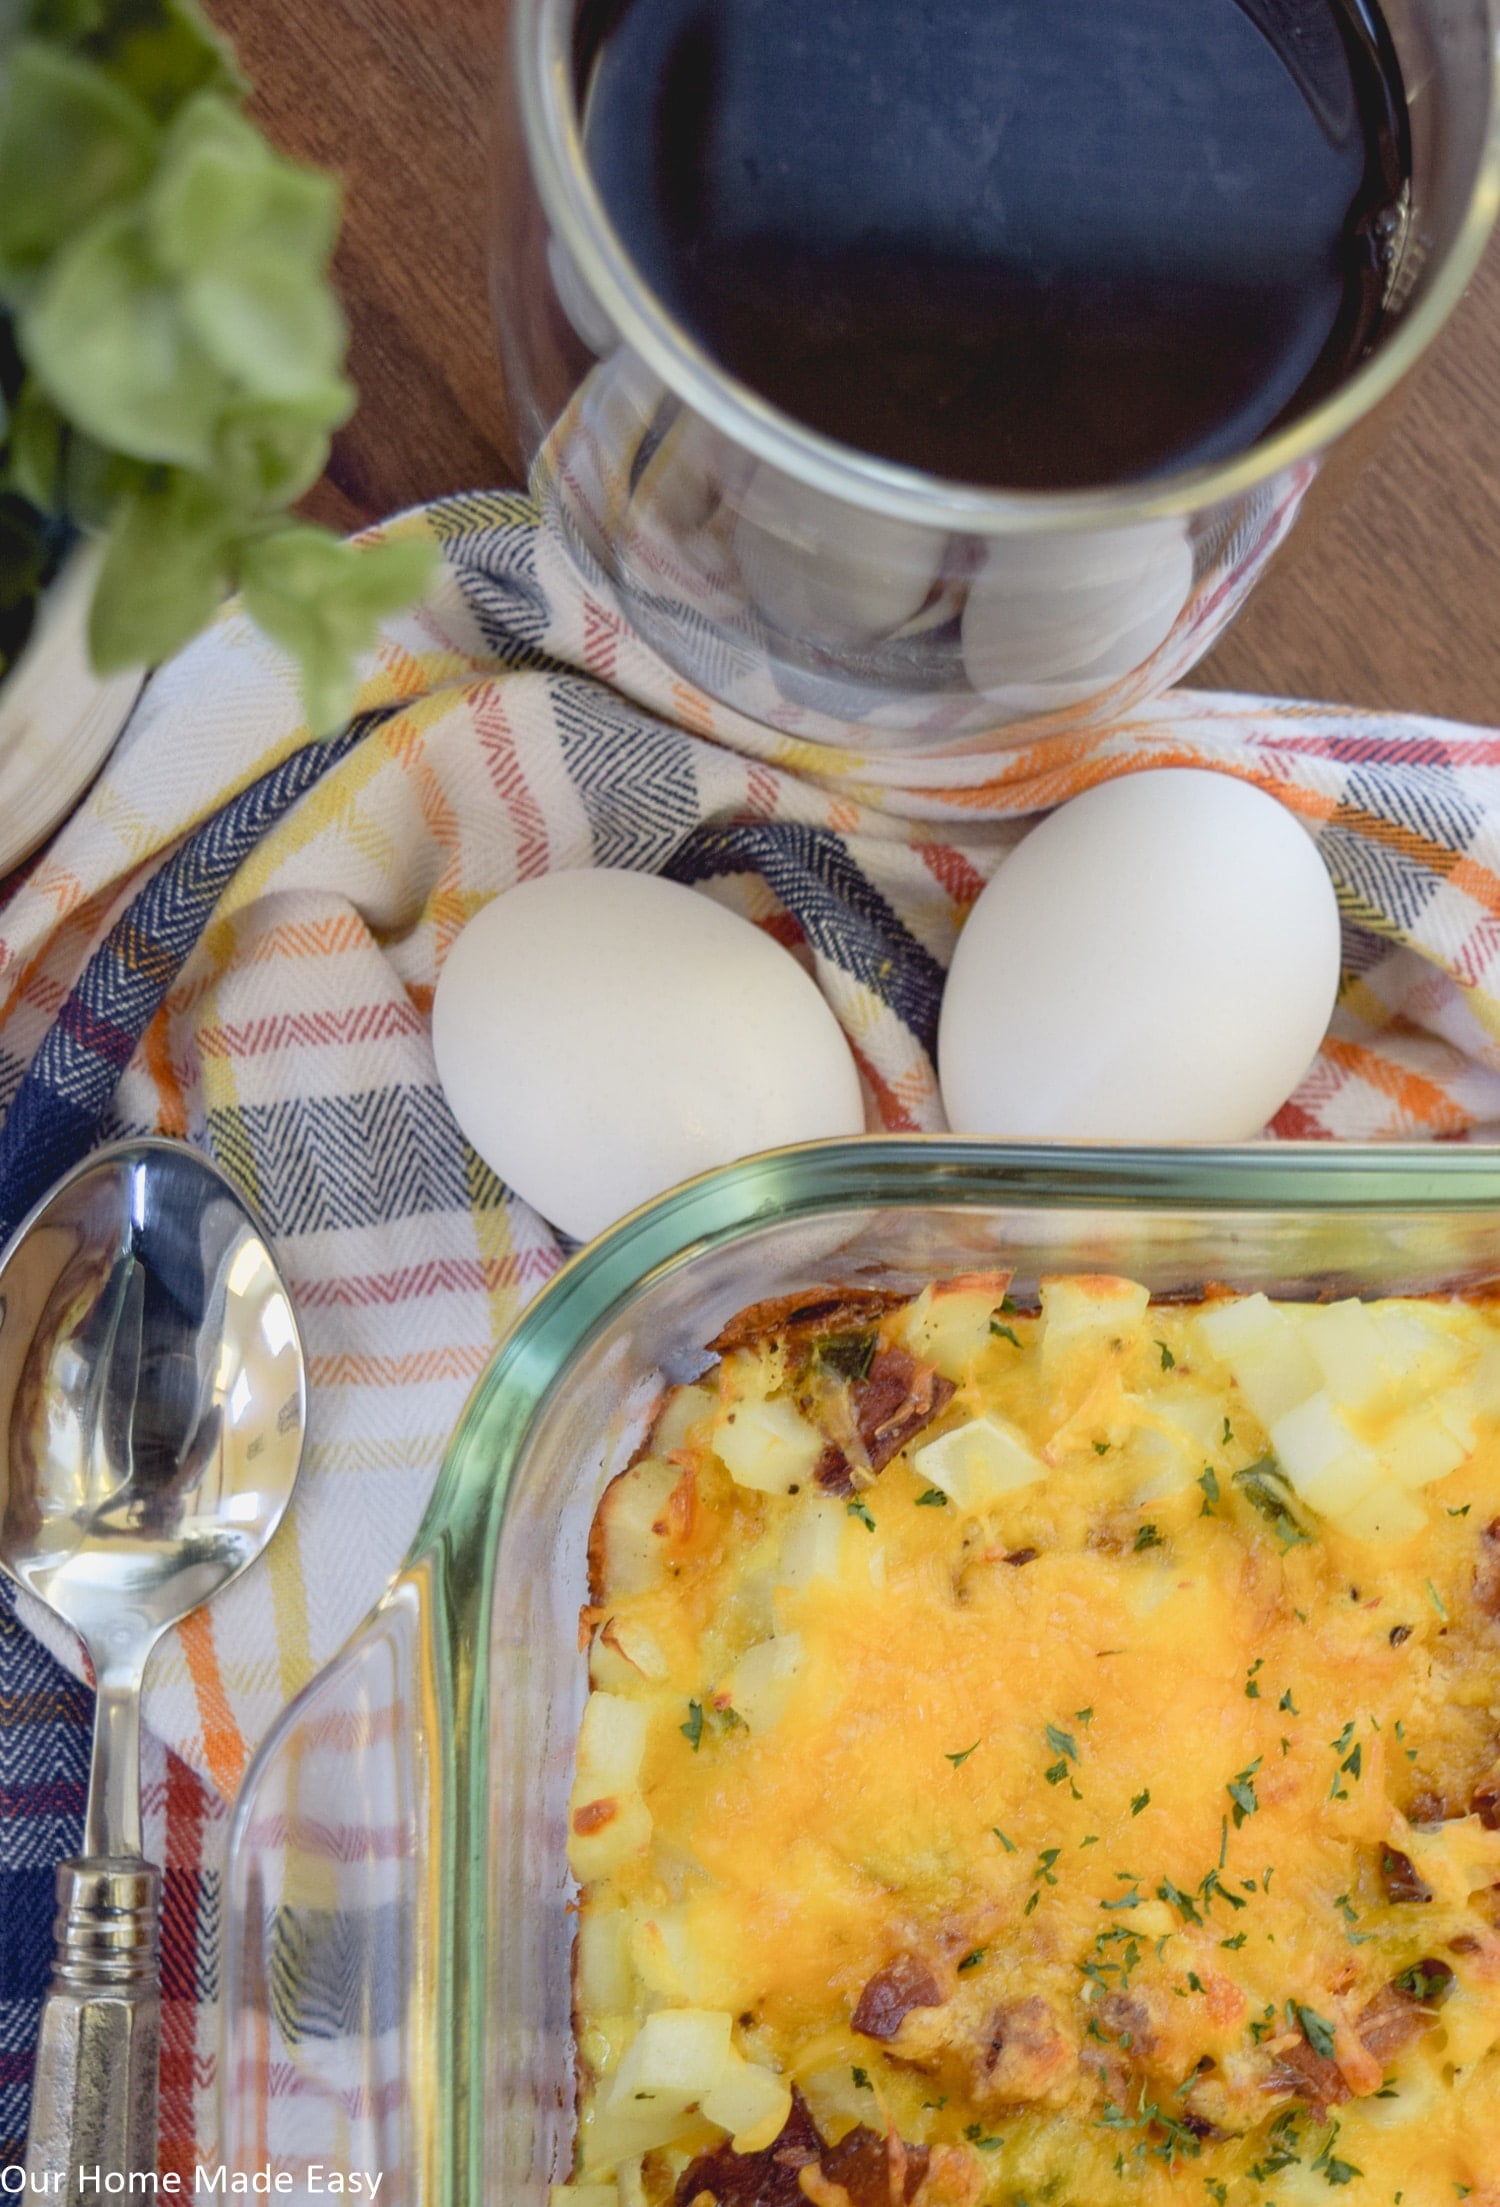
xmin=0 ymin=1137 xmax=307 ymax=2198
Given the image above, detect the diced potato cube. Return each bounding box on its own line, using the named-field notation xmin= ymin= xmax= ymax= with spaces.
xmin=904 ymin=1282 xmax=1008 ymax=1382
xmin=605 ymin=2008 xmax=734 ymax=2115
xmin=1040 ymin=1275 xmax=1150 ymax=1368
xmin=1196 ymin=1293 xmax=1278 ymax=1362
xmin=653 ymin=1383 xmax=717 ymax=1457
xmin=1336 ymin=1484 xmax=1428 ymax=1544
xmin=580 ymin=2102 xmax=702 ymax=2176
xmin=1270 ymin=1394 xmax=1381 ymax=1519
xmin=1128 ymin=1426 xmax=1202 ymax=1503
xmin=1231 ymin=1327 xmax=1322 ymax=1429
xmin=778 ymin=1498 xmax=845 ymax=1589
xmin=1382 ymin=1410 xmax=1469 ymax=1490
xmin=577 ymin=1906 xmax=635 ymax=2013
xmin=616 ymin=2161 xmax=648 ymax=2207
xmin=1295 ymin=1450 xmax=1385 ymax=1521
xmin=1467 ymin=1341 xmax=1500 ymax=1415
xmin=629 ymin=1908 xmax=702 ymax=2002
xmin=591 ymin=1617 xmax=671 ymax=1690
xmin=1271 ymin=1392 xmax=1356 ymax=1484
xmin=1300 ymin=1299 xmax=1391 ymax=1411
xmin=568 ymin=1789 xmax=653 ymax=1883
xmin=576 ymin=1692 xmax=649 ymax=1793
xmin=1155 ymin=1390 xmax=1227 ymax=1451
xmin=601 ymin=1459 xmax=683 ymax=1596
xmin=724 ymin=1633 xmax=804 ymax=1732
xmin=713 ymin=1397 xmax=825 ymax=1494
xmin=701 ymin=2058 xmax=794 ymax=2152
xmin=1376 ymin=1306 xmax=1468 ymax=1390
xmin=911 ymin=1415 xmax=1046 ymax=1510
xmin=1200 ymin=1298 xmax=1320 ymax=1429
xmin=1441 ymin=1394 xmax=1478 ymax=1454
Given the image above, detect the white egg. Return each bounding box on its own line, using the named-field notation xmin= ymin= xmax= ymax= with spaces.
xmin=432 ymin=870 xmax=865 ymax=1241
xmin=937 ymin=769 xmax=1341 ymax=1142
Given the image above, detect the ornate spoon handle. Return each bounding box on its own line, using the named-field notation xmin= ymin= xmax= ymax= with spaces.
xmin=25 ymin=1860 xmax=162 ymax=2205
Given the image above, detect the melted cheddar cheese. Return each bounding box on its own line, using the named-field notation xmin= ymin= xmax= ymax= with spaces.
xmin=565 ymin=1276 xmax=1500 ymax=2207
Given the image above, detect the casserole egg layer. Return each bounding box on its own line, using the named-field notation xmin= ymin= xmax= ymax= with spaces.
xmin=565 ymin=1275 xmax=1500 ymax=2206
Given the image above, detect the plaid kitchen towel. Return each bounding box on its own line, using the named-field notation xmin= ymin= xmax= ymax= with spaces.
xmin=2 ymin=482 xmax=1500 ymax=2177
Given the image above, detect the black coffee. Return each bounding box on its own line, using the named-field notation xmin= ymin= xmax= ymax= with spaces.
xmin=579 ymin=0 xmax=1410 ymax=490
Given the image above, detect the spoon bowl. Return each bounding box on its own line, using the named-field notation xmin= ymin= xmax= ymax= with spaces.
xmin=0 ymin=1137 xmax=306 ymax=2196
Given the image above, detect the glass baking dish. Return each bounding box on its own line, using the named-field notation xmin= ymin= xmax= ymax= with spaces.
xmin=218 ymin=1137 xmax=1500 ymax=2207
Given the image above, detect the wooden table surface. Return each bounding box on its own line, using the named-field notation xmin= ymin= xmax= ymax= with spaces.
xmin=212 ymin=0 xmax=1500 ymax=728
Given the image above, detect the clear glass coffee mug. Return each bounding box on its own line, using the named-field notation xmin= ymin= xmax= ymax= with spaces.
xmin=492 ymin=0 xmax=1500 ymax=749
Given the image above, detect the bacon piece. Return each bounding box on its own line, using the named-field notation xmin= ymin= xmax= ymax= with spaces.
xmin=675 ymin=2096 xmax=934 ymax=2207
xmin=1003 ymin=1548 xmax=1039 ymax=1568
xmin=851 ymin=1349 xmax=956 ymax=1473
xmin=1381 ymin=1846 xmax=1433 ymax=1903
xmin=710 ymin=1292 xmax=905 ymax=1357
xmin=1473 ymin=1767 xmax=1500 ymax=1830
xmin=1476 ymin=1517 xmax=1500 ymax=1617
xmin=852 ymin=1954 xmax=945 ymax=2042
xmin=814 ymin=1444 xmax=856 ymax=1497
xmin=1264 ymin=1967 xmax=1451 ymax=2114
xmin=1358 ymin=1966 xmax=1451 ymax=2062
xmin=675 ymin=2091 xmax=822 ymax=2207
xmin=1095 ymin=1993 xmax=1157 ymax=2057
xmin=1263 ymin=2036 xmax=1349 ymax=2117
xmin=819 ymin=2127 xmax=929 ymax=2207
xmin=973 ymin=1996 xmax=1078 ymax=2108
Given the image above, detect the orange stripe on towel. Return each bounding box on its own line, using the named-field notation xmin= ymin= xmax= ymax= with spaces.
xmin=179 ymin=1608 xmax=247 ymax=1797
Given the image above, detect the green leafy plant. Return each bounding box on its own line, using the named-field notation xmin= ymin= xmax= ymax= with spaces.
xmin=0 ymin=0 xmax=434 ymax=729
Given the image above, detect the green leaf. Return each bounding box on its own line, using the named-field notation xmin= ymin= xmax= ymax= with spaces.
xmin=213 ymin=398 xmax=332 ymax=509
xmin=87 ymin=467 xmax=235 ymax=669
xmin=79 ymin=0 xmax=242 ymax=121
xmin=183 ymin=251 xmax=349 ymax=408
xmin=240 ymin=524 xmax=435 ymax=732
xmin=21 ymin=205 xmax=226 ymax=466
xmin=0 ymin=42 xmax=158 ymax=289
xmin=814 ymin=1331 xmax=877 ymax=1382
xmin=1295 ymin=2004 xmax=1337 ymax=2061
xmin=3 ymin=378 xmax=66 ymax=510
xmin=146 ymin=92 xmax=337 ymax=273
xmin=27 ymin=0 xmax=109 ymax=40
xmin=56 ymin=424 xmax=152 ymax=529
xmin=1235 ymin=1458 xmax=1313 ymax=1545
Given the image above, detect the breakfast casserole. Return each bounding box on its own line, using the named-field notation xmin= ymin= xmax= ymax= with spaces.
xmin=560 ymin=1273 xmax=1500 ymax=2206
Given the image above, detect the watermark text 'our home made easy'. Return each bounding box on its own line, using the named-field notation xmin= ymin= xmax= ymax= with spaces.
xmin=0 ymin=2173 xmax=384 ymax=2196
